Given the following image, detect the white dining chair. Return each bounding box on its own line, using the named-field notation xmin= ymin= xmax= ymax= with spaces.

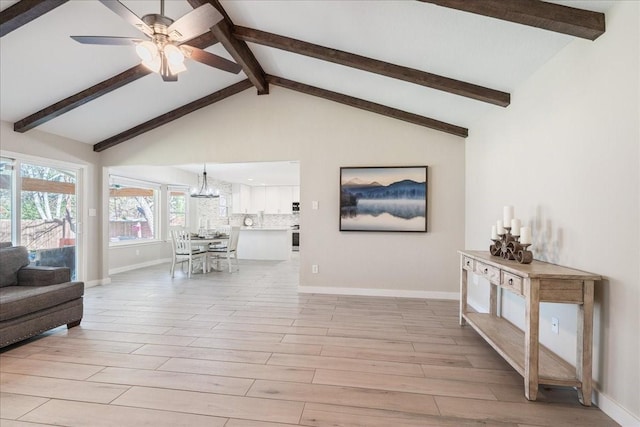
xmin=207 ymin=226 xmax=240 ymax=273
xmin=170 ymin=229 xmax=207 ymax=278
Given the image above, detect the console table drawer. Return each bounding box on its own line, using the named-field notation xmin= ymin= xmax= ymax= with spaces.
xmin=462 ymin=256 xmax=474 ymax=271
xmin=502 ymin=272 xmax=523 ymax=295
xmin=475 ymin=262 xmax=500 ymax=284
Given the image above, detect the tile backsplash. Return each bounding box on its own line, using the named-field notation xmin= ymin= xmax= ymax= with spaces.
xmin=195 ymin=179 xmax=299 ymax=229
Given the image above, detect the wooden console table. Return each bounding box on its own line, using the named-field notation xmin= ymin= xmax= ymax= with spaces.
xmin=458 ymin=250 xmax=600 ymax=405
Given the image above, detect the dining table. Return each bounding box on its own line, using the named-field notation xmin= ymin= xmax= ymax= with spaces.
xmin=190 ymin=234 xmax=229 ymax=272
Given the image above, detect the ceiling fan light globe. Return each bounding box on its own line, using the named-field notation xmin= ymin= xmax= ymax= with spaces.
xmin=135 ymin=40 xmax=158 ymax=62
xmin=168 ymin=60 xmax=187 ymax=75
xmin=164 ymin=44 xmax=185 ymax=65
xmin=142 ymin=56 xmax=161 ymax=73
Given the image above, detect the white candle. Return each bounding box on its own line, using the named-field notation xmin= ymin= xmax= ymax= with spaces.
xmin=511 ymin=219 xmax=521 ymax=235
xmin=496 ymin=220 xmax=505 ymax=235
xmin=503 ymin=206 xmax=514 ymax=228
xmin=520 ymin=226 xmax=532 ymax=244
xmin=491 ymin=225 xmax=498 ymax=240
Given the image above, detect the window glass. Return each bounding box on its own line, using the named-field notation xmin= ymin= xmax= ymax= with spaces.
xmin=0 ymin=158 xmax=14 ymax=243
xmin=20 ymin=162 xmax=77 ymax=278
xmin=168 ymin=187 xmax=188 ymax=228
xmin=109 ymin=178 xmax=158 ymax=244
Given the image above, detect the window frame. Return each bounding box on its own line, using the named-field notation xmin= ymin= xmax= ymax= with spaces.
xmin=167 ymin=185 xmax=190 ymax=230
xmin=108 ymin=175 xmax=161 ymax=247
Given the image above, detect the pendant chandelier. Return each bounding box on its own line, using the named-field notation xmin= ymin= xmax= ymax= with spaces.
xmin=190 ymin=164 xmax=219 ymax=198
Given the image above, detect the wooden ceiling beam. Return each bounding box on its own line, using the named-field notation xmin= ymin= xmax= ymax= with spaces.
xmin=419 ymin=0 xmax=605 ymax=40
xmin=235 ymin=26 xmax=509 ymax=107
xmin=13 ymin=32 xmax=218 ymax=133
xmin=187 ymin=0 xmax=269 ymax=95
xmin=93 ymin=79 xmax=253 ymax=152
xmin=0 ymin=0 xmax=67 ymax=38
xmin=267 ymin=75 xmax=468 ymax=138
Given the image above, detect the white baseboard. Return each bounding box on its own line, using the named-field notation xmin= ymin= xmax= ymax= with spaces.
xmin=108 ymin=258 xmax=170 ymax=275
xmin=297 ymin=286 xmax=458 ymax=300
xmin=84 ymin=278 xmax=111 ymax=288
xmin=593 ymin=389 xmax=639 ymax=427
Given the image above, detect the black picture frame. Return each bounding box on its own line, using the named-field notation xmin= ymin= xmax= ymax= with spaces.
xmin=340 ymin=166 xmax=428 ymax=232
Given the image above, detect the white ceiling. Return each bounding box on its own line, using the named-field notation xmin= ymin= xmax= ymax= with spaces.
xmin=0 ymin=0 xmax=614 ymax=184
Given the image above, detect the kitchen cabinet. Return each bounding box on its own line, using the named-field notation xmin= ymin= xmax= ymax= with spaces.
xmin=292 ymin=186 xmax=300 ymax=203
xmin=233 ymin=184 xmax=297 ymax=214
xmin=231 ymin=184 xmax=252 ymax=214
xmin=251 ymin=186 xmax=266 ymax=213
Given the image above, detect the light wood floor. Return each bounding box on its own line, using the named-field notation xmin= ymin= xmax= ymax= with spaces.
xmin=1 ymin=255 xmax=617 ymax=426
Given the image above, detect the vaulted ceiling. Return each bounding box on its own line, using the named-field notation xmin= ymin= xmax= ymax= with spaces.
xmin=0 ymin=0 xmax=610 ymax=152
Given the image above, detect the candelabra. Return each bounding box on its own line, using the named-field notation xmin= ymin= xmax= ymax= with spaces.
xmin=490 ymin=227 xmax=533 ymax=264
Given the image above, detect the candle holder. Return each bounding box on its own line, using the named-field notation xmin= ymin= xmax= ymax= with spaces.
xmin=490 ymin=227 xmax=533 ymax=264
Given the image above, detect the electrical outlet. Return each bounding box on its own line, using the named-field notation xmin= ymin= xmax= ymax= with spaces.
xmin=312 ymin=264 xmax=319 ymax=274
xmin=551 ymin=317 xmax=559 ymax=334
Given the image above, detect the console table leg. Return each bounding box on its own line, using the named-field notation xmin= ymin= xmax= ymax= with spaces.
xmin=524 ymin=278 xmax=540 ymax=401
xmin=459 ymin=265 xmax=468 ymax=326
xmin=577 ymin=280 xmax=594 ymax=406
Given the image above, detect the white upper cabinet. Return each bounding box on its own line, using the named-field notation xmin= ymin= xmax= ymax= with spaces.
xmin=233 ymin=185 xmax=297 ymax=214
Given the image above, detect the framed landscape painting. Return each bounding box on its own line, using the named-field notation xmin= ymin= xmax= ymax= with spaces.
xmin=340 ymin=166 xmax=428 ymax=232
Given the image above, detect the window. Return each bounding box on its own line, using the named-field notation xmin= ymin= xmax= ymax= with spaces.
xmin=0 ymin=158 xmax=14 ymax=243
xmin=0 ymin=156 xmax=81 ymax=279
xmin=168 ymin=186 xmax=189 ymax=228
xmin=109 ymin=177 xmax=159 ymax=244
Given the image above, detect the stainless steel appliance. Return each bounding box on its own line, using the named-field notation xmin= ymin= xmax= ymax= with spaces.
xmin=292 ymin=225 xmax=299 ymax=251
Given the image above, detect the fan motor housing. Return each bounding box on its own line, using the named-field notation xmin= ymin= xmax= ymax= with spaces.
xmin=141 ymin=14 xmax=174 ymax=35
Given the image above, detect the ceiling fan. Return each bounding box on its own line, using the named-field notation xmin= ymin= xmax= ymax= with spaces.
xmin=70 ymin=0 xmax=242 ymax=82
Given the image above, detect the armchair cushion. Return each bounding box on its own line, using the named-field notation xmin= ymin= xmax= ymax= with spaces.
xmin=0 ymin=281 xmax=84 ymax=322
xmin=18 ymin=266 xmax=71 ymax=287
xmin=0 ymin=246 xmax=30 ymax=287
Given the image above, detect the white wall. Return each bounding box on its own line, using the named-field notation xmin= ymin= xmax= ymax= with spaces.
xmin=100 ymin=86 xmax=466 ymax=298
xmin=465 ymin=1 xmax=639 ymax=423
xmin=0 ymin=121 xmax=104 ymax=284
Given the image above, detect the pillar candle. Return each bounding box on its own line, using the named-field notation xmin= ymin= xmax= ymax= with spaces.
xmin=496 ymin=220 xmax=505 ymax=235
xmin=503 ymin=206 xmax=514 ymax=227
xmin=511 ymin=219 xmax=521 ymax=235
xmin=520 ymin=226 xmax=532 ymax=244
xmin=491 ymin=225 xmax=498 ymax=240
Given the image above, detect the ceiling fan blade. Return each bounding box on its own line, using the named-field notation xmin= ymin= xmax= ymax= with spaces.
xmin=70 ymin=36 xmax=143 ymax=46
xmin=99 ymin=0 xmax=153 ymax=36
xmin=184 ymin=45 xmax=242 ymax=74
xmin=167 ymin=4 xmax=223 ymax=43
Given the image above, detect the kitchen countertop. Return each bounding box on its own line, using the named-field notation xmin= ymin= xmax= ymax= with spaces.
xmin=240 ymin=227 xmax=291 ymax=231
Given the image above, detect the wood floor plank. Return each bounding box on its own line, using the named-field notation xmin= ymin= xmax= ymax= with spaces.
xmin=26 ymin=348 xmax=168 ymax=369
xmin=88 ymin=366 xmax=253 ymax=395
xmin=0 ymin=356 xmax=104 ymax=380
xmin=0 ymin=373 xmax=129 ymax=404
xmin=132 ymin=343 xmax=272 ymax=364
xmin=313 ymin=368 xmax=497 ymax=400
xmin=247 ymin=380 xmax=440 ymax=416
xmin=213 ymin=322 xmax=328 ymax=336
xmin=112 ymin=386 xmax=304 ymax=424
xmin=420 ymin=364 xmax=523 ymax=386
xmin=0 ymin=392 xmax=48 ymax=420
xmin=19 ymin=398 xmax=228 ymax=426
xmin=320 ymin=345 xmax=472 ymax=367
xmin=191 ymin=337 xmax=322 ymax=355
xmin=63 ymin=328 xmax=198 ymax=346
xmin=159 ymin=357 xmax=316 ymax=383
xmin=281 ymin=334 xmax=415 ymax=352
xmin=267 ymin=353 xmax=424 ymax=376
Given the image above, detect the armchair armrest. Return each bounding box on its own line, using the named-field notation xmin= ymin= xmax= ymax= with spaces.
xmin=17 ymin=265 xmax=71 ymax=286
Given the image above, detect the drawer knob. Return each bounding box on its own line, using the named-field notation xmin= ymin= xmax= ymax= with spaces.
xmin=484 ymin=268 xmax=488 ymax=274
xmin=466 ymin=261 xmax=470 ymax=266
xmin=508 ymin=278 xmax=513 ymax=285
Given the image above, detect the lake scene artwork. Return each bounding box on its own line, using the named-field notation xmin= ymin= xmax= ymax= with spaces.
xmin=340 ymin=166 xmax=427 ymax=232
